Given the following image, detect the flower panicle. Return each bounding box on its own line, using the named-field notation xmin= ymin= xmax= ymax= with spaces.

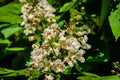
xmin=20 ymin=0 xmax=91 ymax=79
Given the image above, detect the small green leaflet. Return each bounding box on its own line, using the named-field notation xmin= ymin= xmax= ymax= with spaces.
xmin=0 ymin=39 xmax=11 ymax=44
xmin=59 ymin=0 xmax=77 ymax=12
xmin=6 ymin=47 xmax=26 ymax=51
xmin=109 ymin=3 xmax=120 ymax=40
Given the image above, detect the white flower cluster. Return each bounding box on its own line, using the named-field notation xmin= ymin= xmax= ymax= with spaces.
xmin=30 ymin=24 xmax=91 ymax=73
xmin=21 ymin=0 xmax=91 ymax=79
xmin=21 ymin=0 xmax=55 ymax=41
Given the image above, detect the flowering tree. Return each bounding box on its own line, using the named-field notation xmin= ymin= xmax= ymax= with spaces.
xmin=0 ymin=0 xmax=120 ymax=80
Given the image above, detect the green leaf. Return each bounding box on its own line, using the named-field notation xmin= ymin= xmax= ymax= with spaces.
xmin=56 ymin=74 xmax=61 ymax=80
xmin=27 ymin=71 xmax=41 ymax=80
xmin=109 ymin=3 xmax=120 ymax=40
xmin=77 ymin=72 xmax=100 ymax=80
xmin=70 ymin=8 xmax=80 ymax=18
xmin=0 ymin=68 xmax=31 ymax=77
xmin=0 ymin=68 xmax=15 ymax=75
xmin=3 ymin=69 xmax=27 ymax=77
xmin=74 ymin=62 xmax=82 ymax=72
xmin=82 ymin=72 xmax=100 ymax=78
xmin=1 ymin=25 xmax=23 ymax=38
xmin=92 ymin=75 xmax=120 ymax=80
xmin=0 ymin=39 xmax=11 ymax=44
xmin=99 ymin=0 xmax=112 ymax=30
xmin=59 ymin=0 xmax=77 ymax=12
xmin=0 ymin=24 xmax=10 ymax=29
xmin=58 ymin=21 xmax=64 ymax=27
xmin=62 ymin=66 xmax=72 ymax=75
xmin=77 ymin=76 xmax=93 ymax=80
xmin=77 ymin=75 xmax=120 ymax=80
xmin=6 ymin=47 xmax=26 ymax=51
xmin=0 ymin=2 xmax=23 ymax=23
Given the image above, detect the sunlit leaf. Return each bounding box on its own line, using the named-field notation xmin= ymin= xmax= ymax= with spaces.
xmin=109 ymin=3 xmax=120 ymax=40
xmin=0 ymin=39 xmax=11 ymax=44
xmin=93 ymin=75 xmax=120 ymax=80
xmin=0 ymin=2 xmax=23 ymax=23
xmin=1 ymin=25 xmax=23 ymax=38
xmin=59 ymin=0 xmax=77 ymax=12
xmin=77 ymin=72 xmax=100 ymax=80
xmin=0 ymin=68 xmax=31 ymax=77
xmin=6 ymin=47 xmax=26 ymax=51
xmin=77 ymin=75 xmax=120 ymax=80
xmin=3 ymin=69 xmax=27 ymax=77
xmin=58 ymin=21 xmax=64 ymax=27
xmin=82 ymin=72 xmax=100 ymax=78
xmin=0 ymin=68 xmax=15 ymax=75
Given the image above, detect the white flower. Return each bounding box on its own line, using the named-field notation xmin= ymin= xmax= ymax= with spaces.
xmin=52 ymin=59 xmax=66 ymax=73
xmin=42 ymin=27 xmax=57 ymax=41
xmin=78 ymin=57 xmax=85 ymax=63
xmin=44 ymin=74 xmax=54 ymax=80
xmin=59 ymin=30 xmax=66 ymax=37
xmin=63 ymin=38 xmax=81 ymax=51
xmin=76 ymin=31 xmax=83 ymax=36
xmin=53 ymin=48 xmax=60 ymax=56
xmin=59 ymin=36 xmax=66 ymax=43
xmin=64 ymin=56 xmax=76 ymax=67
xmin=75 ymin=49 xmax=86 ymax=63
xmin=28 ymin=14 xmax=35 ymax=20
xmin=43 ymin=60 xmax=53 ymax=72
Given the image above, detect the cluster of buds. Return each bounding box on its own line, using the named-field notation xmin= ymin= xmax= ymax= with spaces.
xmin=21 ymin=0 xmax=91 ymax=79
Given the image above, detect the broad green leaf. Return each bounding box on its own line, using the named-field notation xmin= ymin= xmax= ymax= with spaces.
xmin=0 ymin=68 xmax=15 ymax=75
xmin=59 ymin=0 xmax=77 ymax=12
xmin=77 ymin=75 xmax=119 ymax=80
xmin=6 ymin=47 xmax=26 ymax=51
xmin=1 ymin=25 xmax=23 ymax=38
xmin=82 ymin=72 xmax=100 ymax=78
xmin=93 ymin=75 xmax=120 ymax=80
xmin=0 ymin=39 xmax=11 ymax=44
xmin=0 ymin=68 xmax=31 ymax=77
xmin=77 ymin=76 xmax=93 ymax=80
xmin=3 ymin=69 xmax=27 ymax=77
xmin=109 ymin=3 xmax=120 ymax=40
xmin=77 ymin=72 xmax=100 ymax=80
xmin=0 ymin=2 xmax=23 ymax=23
